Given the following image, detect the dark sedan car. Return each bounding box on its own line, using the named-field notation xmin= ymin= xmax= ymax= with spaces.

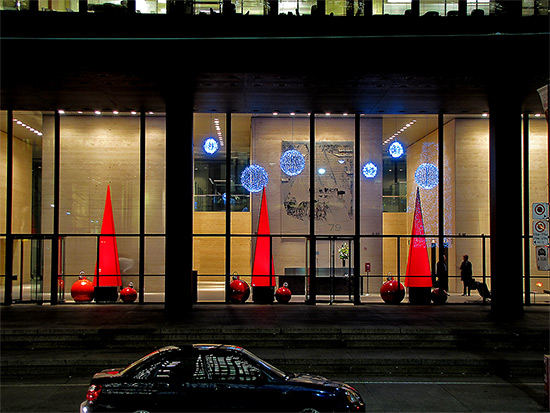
xmin=80 ymin=344 xmax=365 ymax=413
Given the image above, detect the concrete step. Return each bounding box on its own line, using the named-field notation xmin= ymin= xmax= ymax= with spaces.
xmin=1 ymin=327 xmax=548 ymax=352
xmin=1 ymin=347 xmax=544 ymax=378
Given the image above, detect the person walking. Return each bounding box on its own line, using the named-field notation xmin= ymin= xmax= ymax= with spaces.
xmin=460 ymin=255 xmax=473 ymax=296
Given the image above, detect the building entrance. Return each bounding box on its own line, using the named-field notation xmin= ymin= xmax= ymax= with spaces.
xmin=314 ymin=237 xmax=356 ymax=304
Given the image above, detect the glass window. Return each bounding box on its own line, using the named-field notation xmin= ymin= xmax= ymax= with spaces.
xmin=0 ymin=110 xmax=7 ymax=235
xmin=154 ymin=355 xmax=204 ymax=381
xmin=38 ymin=0 xmax=79 ymax=11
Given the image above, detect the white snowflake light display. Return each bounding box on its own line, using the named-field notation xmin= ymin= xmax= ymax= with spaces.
xmin=388 ymin=141 xmax=404 ymax=158
xmin=203 ymin=137 xmax=219 ymax=155
xmin=280 ymin=149 xmax=305 ymax=176
xmin=241 ymin=164 xmax=269 ymax=193
xmin=414 ymin=162 xmax=439 ymax=190
xmin=362 ymin=162 xmax=378 ymax=179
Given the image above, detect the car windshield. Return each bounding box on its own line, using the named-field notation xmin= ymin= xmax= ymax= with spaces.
xmin=119 ymin=350 xmax=161 ymax=376
xmin=241 ymin=348 xmax=288 ymax=379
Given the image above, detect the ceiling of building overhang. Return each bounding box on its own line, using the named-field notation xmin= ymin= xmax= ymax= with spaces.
xmin=2 ymin=70 xmax=547 ymax=115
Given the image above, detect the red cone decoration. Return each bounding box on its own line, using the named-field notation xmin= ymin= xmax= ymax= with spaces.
xmin=405 ymin=188 xmax=433 ymax=288
xmin=252 ymin=188 xmax=276 ymax=288
xmin=93 ymin=186 xmax=122 ymax=287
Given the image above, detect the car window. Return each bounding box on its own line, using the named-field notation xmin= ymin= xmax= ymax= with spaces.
xmin=154 ymin=354 xmax=207 ymax=382
xmin=203 ymin=353 xmax=263 ymax=383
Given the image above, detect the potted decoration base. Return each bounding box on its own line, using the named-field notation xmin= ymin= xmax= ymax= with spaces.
xmin=408 ymin=287 xmax=432 ymax=305
xmin=94 ymin=286 xmax=119 ymax=303
xmin=253 ymin=286 xmax=274 ymax=304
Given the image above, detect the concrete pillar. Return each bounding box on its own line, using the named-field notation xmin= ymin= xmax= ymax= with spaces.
xmin=489 ymin=89 xmax=524 ymax=318
xmin=165 ymin=99 xmax=194 ymax=317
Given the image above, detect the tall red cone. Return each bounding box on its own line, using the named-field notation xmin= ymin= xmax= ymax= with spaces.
xmin=93 ymin=185 xmax=122 ymax=287
xmin=252 ymin=188 xmax=275 ymax=287
xmin=405 ymin=188 xmax=432 ymax=288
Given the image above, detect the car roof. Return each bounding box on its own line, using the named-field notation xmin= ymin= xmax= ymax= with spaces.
xmin=158 ymin=344 xmax=244 ymax=353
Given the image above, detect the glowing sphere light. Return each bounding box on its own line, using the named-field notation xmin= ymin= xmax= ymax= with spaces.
xmin=362 ymin=162 xmax=378 ymax=179
xmin=203 ymin=137 xmax=219 ymax=154
xmin=415 ymin=163 xmax=439 ymax=190
xmin=241 ymin=164 xmax=268 ymax=193
xmin=389 ymin=141 xmax=404 ymax=158
xmin=280 ymin=149 xmax=305 ymax=176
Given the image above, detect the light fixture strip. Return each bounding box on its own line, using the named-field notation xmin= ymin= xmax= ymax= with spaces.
xmin=383 ymin=119 xmax=417 ymax=146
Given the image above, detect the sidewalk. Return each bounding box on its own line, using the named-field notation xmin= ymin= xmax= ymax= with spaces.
xmin=1 ymin=301 xmax=549 ymax=330
xmin=1 ymin=303 xmax=548 ymax=378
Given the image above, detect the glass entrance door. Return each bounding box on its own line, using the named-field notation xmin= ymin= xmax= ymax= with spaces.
xmin=316 ymin=236 xmax=354 ymax=304
xmin=11 ymin=238 xmax=44 ymax=303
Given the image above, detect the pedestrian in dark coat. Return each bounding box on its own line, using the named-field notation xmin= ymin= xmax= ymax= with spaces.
xmin=460 ymin=254 xmax=473 ymax=296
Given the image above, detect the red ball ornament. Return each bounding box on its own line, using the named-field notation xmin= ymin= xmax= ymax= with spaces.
xmin=431 ymin=288 xmax=448 ymax=305
xmin=380 ymin=277 xmax=405 ymax=304
xmin=229 ymin=276 xmax=250 ymax=304
xmin=71 ymin=272 xmax=94 ymax=302
xmin=275 ymin=282 xmax=292 ymax=303
xmin=120 ymin=282 xmax=138 ymax=303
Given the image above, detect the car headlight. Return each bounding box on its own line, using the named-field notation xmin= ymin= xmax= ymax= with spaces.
xmin=344 ymin=389 xmax=361 ymax=404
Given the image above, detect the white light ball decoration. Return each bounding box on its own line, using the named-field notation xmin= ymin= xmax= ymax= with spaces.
xmin=362 ymin=162 xmax=378 ymax=179
xmin=415 ymin=163 xmax=439 ymax=190
xmin=388 ymin=141 xmax=404 ymax=158
xmin=280 ymin=149 xmax=305 ymax=176
xmin=203 ymin=137 xmax=219 ymax=155
xmin=241 ymin=164 xmax=269 ymax=193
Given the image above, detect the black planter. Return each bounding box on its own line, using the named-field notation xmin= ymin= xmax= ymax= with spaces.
xmin=94 ymin=286 xmax=119 ymax=303
xmin=252 ymin=286 xmax=274 ymax=304
xmin=408 ymin=287 xmax=431 ymax=305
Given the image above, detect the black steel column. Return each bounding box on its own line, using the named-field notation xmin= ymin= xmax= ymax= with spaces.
xmin=489 ymin=90 xmax=524 ymax=317
xmin=138 ymin=112 xmax=146 ymax=304
xmin=353 ymin=114 xmax=361 ymax=304
xmin=4 ymin=109 xmax=13 ymax=306
xmin=308 ymin=113 xmax=316 ymax=304
xmin=364 ymin=0 xmax=372 ymax=16
xmin=50 ymin=111 xmax=61 ymax=305
xmin=225 ymin=113 xmax=232 ymax=303
xmin=438 ymin=113 xmax=447 ymax=292
xmin=522 ymin=113 xmax=530 ymax=305
xmin=458 ymin=0 xmax=467 ymax=16
xmin=165 ymin=99 xmax=194 ymax=317
xmin=411 ymin=0 xmax=420 ymax=16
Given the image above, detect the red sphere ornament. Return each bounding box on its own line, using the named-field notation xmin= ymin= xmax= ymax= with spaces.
xmin=275 ymin=282 xmax=292 ymax=303
xmin=229 ymin=276 xmax=250 ymax=303
xmin=380 ymin=277 xmax=405 ymax=304
xmin=120 ymin=282 xmax=138 ymax=303
xmin=71 ymin=272 xmax=95 ymax=302
xmin=431 ymin=288 xmax=448 ymax=305
xmin=275 ymin=283 xmax=292 ymax=304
